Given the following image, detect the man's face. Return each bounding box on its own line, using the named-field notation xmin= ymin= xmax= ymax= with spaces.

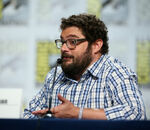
xmin=60 ymin=27 xmax=93 ymax=78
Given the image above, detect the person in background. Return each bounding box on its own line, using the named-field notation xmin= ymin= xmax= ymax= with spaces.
xmin=23 ymin=13 xmax=146 ymax=120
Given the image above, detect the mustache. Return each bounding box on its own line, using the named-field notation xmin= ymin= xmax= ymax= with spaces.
xmin=61 ymin=53 xmax=74 ymax=59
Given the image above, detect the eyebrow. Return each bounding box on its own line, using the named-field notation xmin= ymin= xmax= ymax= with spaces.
xmin=60 ymin=34 xmax=80 ymax=39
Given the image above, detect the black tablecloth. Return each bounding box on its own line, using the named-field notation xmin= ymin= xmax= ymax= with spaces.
xmin=0 ymin=118 xmax=150 ymax=130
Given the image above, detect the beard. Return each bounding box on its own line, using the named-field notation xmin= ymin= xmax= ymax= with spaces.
xmin=61 ymin=46 xmax=93 ymax=79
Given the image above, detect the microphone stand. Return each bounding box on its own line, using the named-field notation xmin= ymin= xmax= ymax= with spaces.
xmin=43 ymin=58 xmax=62 ymax=118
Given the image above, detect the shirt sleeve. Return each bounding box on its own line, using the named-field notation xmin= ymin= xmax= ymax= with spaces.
xmin=23 ymin=71 xmax=53 ymax=119
xmin=104 ymin=72 xmax=146 ymax=120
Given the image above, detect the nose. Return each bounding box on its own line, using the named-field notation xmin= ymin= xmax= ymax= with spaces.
xmin=61 ymin=43 xmax=69 ymax=52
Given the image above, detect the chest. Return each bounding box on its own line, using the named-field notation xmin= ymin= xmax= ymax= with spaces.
xmin=51 ymin=77 xmax=113 ymax=109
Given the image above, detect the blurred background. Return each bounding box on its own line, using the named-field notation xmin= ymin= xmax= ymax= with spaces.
xmin=0 ymin=0 xmax=150 ymax=119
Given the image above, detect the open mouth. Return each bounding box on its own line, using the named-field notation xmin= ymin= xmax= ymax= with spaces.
xmin=62 ymin=56 xmax=72 ymax=61
xmin=62 ymin=54 xmax=73 ymax=61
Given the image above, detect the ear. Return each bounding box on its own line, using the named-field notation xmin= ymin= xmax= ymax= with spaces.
xmin=92 ymin=39 xmax=103 ymax=54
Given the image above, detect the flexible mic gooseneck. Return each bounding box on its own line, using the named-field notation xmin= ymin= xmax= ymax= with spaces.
xmin=43 ymin=58 xmax=62 ymax=118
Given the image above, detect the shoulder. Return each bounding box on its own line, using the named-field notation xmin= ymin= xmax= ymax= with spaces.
xmin=103 ymin=56 xmax=138 ymax=93
xmin=104 ymin=55 xmax=137 ymax=79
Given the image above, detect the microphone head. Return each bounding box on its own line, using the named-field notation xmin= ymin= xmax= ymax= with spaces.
xmin=57 ymin=58 xmax=62 ymax=64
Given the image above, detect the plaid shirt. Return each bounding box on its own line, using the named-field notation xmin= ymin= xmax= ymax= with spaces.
xmin=24 ymin=55 xmax=146 ymax=120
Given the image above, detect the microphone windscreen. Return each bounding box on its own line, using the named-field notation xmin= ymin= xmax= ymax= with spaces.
xmin=57 ymin=58 xmax=62 ymax=64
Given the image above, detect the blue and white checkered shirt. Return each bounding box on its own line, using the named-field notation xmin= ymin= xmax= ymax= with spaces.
xmin=24 ymin=55 xmax=146 ymax=120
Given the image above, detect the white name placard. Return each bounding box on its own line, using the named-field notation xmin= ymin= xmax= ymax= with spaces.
xmin=0 ymin=88 xmax=23 ymax=118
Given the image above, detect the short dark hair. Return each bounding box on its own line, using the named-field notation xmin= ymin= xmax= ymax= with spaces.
xmin=60 ymin=13 xmax=109 ymax=54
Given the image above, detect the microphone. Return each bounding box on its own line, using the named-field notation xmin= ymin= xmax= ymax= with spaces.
xmin=57 ymin=58 xmax=62 ymax=64
xmin=43 ymin=58 xmax=62 ymax=118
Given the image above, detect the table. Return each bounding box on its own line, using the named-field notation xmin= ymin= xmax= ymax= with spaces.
xmin=0 ymin=118 xmax=150 ymax=130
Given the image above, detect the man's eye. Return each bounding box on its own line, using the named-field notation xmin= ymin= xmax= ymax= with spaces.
xmin=70 ymin=40 xmax=76 ymax=44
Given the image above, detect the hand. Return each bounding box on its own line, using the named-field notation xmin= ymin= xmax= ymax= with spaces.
xmin=50 ymin=94 xmax=79 ymax=118
xmin=32 ymin=108 xmax=49 ymax=117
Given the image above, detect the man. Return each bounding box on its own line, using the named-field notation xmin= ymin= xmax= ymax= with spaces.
xmin=24 ymin=14 xmax=146 ymax=120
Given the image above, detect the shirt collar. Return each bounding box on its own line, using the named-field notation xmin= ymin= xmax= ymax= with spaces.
xmin=87 ymin=54 xmax=108 ymax=78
